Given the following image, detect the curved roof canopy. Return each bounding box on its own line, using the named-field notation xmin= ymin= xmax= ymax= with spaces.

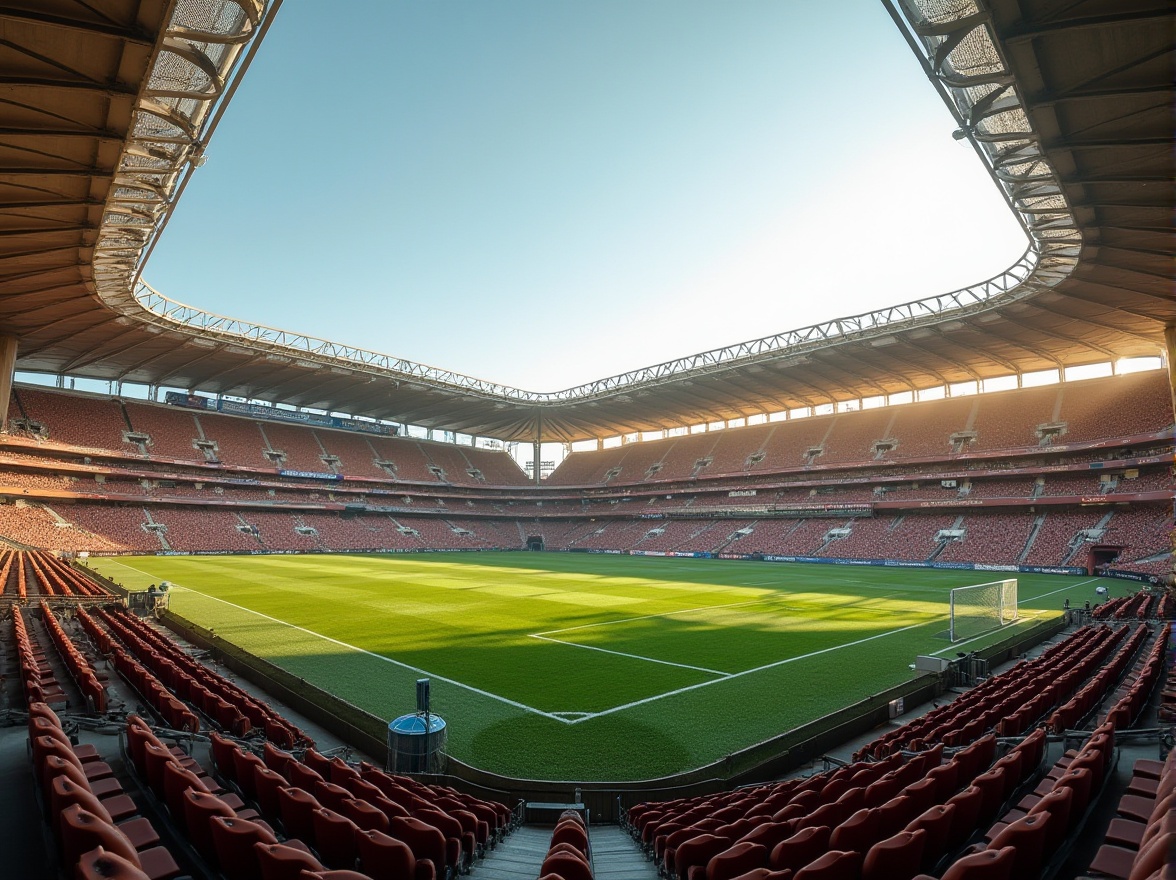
xmin=0 ymin=0 xmax=1171 ymax=442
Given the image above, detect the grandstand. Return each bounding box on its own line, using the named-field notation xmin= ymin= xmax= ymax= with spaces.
xmin=0 ymin=0 xmax=1172 ymax=879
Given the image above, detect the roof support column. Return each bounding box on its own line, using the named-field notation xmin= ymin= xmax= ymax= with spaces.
xmin=0 ymin=335 xmax=17 ymax=433
xmin=1165 ymin=325 xmax=1176 ymax=422
xmin=533 ymin=411 xmax=543 ymax=486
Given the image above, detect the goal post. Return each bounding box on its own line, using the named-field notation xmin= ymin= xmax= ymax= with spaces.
xmin=949 ymin=578 xmax=1018 ymax=642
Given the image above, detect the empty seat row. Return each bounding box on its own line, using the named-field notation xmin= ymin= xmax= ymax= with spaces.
xmin=209 ymin=730 xmax=513 ymax=878
xmin=38 ymin=600 xmax=107 ymax=711
xmin=932 ymin=625 xmax=1169 ymax=880
xmin=97 ymin=604 xmax=311 ymax=746
xmin=14 ymin=605 xmax=66 ymax=706
xmin=29 ymin=702 xmax=182 ymax=880
xmin=1093 ymin=592 xmax=1157 ymax=622
xmin=1046 ymin=624 xmax=1153 ymax=732
xmin=632 ymin=727 xmax=1052 ymax=880
xmin=1084 ymin=747 xmax=1176 ymax=880
xmin=856 ymin=625 xmax=1127 ymax=760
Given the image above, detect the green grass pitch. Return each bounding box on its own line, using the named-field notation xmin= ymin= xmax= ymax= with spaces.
xmin=87 ymin=552 xmax=1127 ymax=781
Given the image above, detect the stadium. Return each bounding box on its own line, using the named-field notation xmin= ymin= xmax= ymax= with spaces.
xmin=0 ymin=1 xmax=1173 ymax=880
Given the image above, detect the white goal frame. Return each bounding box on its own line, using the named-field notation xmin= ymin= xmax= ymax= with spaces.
xmin=949 ymin=578 xmax=1018 ymax=642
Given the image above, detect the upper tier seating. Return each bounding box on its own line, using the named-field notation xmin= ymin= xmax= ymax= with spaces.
xmin=123 ymin=402 xmax=203 ymax=459
xmin=1023 ymin=511 xmax=1106 ymax=567
xmin=195 ymin=412 xmax=270 ymax=468
xmin=260 ymin=422 xmax=335 ymax=472
xmin=64 ymin=505 xmax=158 ymax=552
xmin=548 ymin=372 xmax=1174 ymax=486
xmin=817 ymin=408 xmax=897 ymax=466
xmin=936 ymin=514 xmax=1037 ymax=565
xmin=0 ymin=501 xmax=124 ymax=551
xmin=13 ymin=388 xmax=135 ymax=452
xmin=314 ymin=430 xmax=389 ymax=478
xmin=366 ymin=437 xmax=436 ymax=483
xmin=1057 ymin=370 xmax=1176 ymax=442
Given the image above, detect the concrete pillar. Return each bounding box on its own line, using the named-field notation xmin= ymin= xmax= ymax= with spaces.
xmin=0 ymin=335 xmax=17 ymax=433
xmin=1166 ymin=325 xmax=1176 ymax=422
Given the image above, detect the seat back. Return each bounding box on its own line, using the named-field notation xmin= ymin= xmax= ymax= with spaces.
xmin=862 ymin=829 xmax=926 ymax=880
xmin=355 ymin=828 xmax=417 ymax=879
xmin=311 ymin=808 xmax=361 ymax=870
xmin=75 ymin=847 xmax=152 ymax=880
xmin=770 ymin=825 xmax=831 ymax=872
xmin=183 ymin=788 xmax=237 ymax=860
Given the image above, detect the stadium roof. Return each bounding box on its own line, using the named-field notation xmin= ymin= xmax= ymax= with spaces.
xmin=0 ymin=0 xmax=1171 ymax=443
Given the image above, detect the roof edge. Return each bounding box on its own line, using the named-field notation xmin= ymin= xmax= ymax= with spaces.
xmin=98 ymin=0 xmax=1082 ymax=411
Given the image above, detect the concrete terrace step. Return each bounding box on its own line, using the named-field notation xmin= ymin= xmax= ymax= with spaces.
xmin=590 ymin=825 xmax=659 ymax=880
xmin=474 ymin=826 xmax=556 ymax=880
xmin=474 ymin=824 xmax=657 ymax=880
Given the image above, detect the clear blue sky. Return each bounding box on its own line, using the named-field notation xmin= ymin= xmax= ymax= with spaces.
xmin=143 ymin=0 xmax=1027 ymax=394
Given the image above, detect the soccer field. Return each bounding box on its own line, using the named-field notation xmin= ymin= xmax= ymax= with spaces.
xmin=87 ymin=552 xmax=1126 ymax=781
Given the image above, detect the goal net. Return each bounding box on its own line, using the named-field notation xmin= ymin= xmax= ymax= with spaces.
xmin=949 ymin=579 xmax=1018 ymax=642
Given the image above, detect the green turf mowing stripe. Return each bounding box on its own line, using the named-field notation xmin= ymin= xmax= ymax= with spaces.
xmin=86 ymin=553 xmax=1123 ymax=780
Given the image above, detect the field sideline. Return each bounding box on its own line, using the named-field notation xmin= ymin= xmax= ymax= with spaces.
xmin=87 ymin=552 xmax=1127 ymax=780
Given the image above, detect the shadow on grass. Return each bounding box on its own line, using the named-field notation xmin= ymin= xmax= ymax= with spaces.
xmin=468 ymin=712 xmax=694 ymax=781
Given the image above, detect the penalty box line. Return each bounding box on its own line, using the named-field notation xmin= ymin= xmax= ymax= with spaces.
xmin=529 ymin=633 xmax=732 ymax=676
xmin=529 ymin=590 xmax=911 ymax=679
xmin=167 ymin=584 xmax=576 ymax=725
xmin=563 ymin=618 xmax=932 ymax=724
xmin=530 ymin=596 xmax=778 ymax=677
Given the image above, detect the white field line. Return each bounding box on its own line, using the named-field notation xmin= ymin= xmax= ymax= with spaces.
xmin=564 ymin=619 xmax=932 ymax=724
xmin=169 ymin=584 xmax=575 ymax=725
xmin=93 ymin=559 xmax=159 ymax=582
xmin=532 ymin=589 xmax=907 ymax=676
xmin=927 ymin=577 xmax=1104 ymax=656
xmin=529 ymin=633 xmax=731 ymax=676
xmin=534 ymin=597 xmax=775 ymax=637
xmin=928 ymin=615 xmax=1037 ymax=656
xmin=106 ymin=561 xmax=1103 ymax=725
xmin=1024 ymin=576 xmax=1104 ymax=601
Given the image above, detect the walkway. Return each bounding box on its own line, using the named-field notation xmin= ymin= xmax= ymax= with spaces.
xmin=475 ymin=824 xmax=657 ymax=880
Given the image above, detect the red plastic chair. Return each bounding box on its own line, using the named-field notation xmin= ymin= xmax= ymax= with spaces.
xmin=875 ymin=796 xmax=916 ymax=839
xmin=985 ymin=814 xmax=1048 ymax=879
xmin=539 ymin=851 xmax=594 ymax=880
xmin=939 ymin=845 xmax=1015 ymax=880
xmin=75 ymin=847 xmax=152 ymax=880
xmin=210 ymin=816 xmax=280 ymax=880
xmin=674 ymin=832 xmax=733 ymax=880
xmin=904 ymin=804 xmax=956 ymax=869
xmin=792 ymin=850 xmax=862 ymax=880
xmin=771 ymin=826 xmax=832 ymax=873
xmin=355 ymin=828 xmax=436 ymax=880
xmin=255 ymin=841 xmax=326 ymax=880
xmin=738 ymin=821 xmax=799 ymax=853
xmin=708 ymin=841 xmax=769 ymax=880
xmin=389 ymin=815 xmax=448 ymax=878
xmin=182 ymin=789 xmax=237 ymax=861
xmin=311 ymin=807 xmax=361 ymax=869
xmin=278 ymin=787 xmax=323 ymax=844
xmin=829 ymin=808 xmax=880 ymax=854
xmin=232 ymin=750 xmax=267 ymax=800
xmin=862 ymin=829 xmax=926 ymax=880
xmin=59 ymin=805 xmax=180 ymax=880
xmin=945 ymin=787 xmax=983 ymax=849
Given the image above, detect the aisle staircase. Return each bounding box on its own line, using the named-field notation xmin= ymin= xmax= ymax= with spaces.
xmin=475 ymin=824 xmax=656 ymax=880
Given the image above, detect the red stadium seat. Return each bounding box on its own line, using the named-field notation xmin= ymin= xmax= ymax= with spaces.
xmin=862 ymin=829 xmax=926 ymax=880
